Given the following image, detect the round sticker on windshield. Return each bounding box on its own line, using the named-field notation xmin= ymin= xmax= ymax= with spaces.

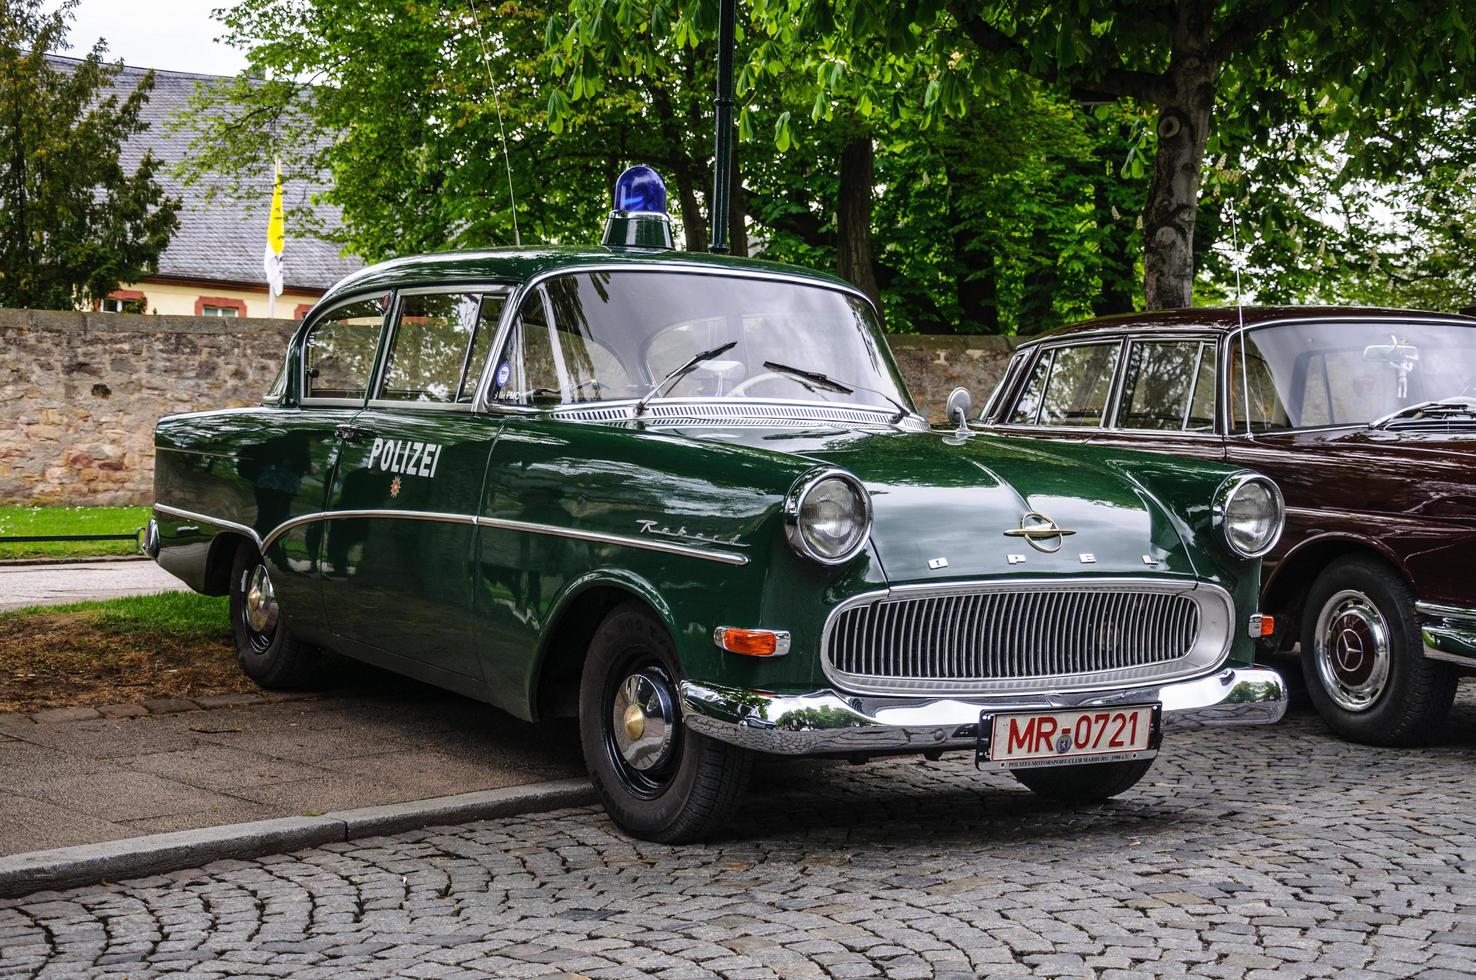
xmin=495 ymin=361 xmax=511 ymax=387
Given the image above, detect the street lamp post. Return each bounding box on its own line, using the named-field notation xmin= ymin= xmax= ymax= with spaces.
xmin=708 ymin=0 xmax=736 ymax=254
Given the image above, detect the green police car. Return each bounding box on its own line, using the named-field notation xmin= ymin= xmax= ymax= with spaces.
xmin=144 ymin=168 xmax=1288 ymax=842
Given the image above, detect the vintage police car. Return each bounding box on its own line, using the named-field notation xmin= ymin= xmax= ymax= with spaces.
xmin=143 ymin=168 xmax=1288 ymax=841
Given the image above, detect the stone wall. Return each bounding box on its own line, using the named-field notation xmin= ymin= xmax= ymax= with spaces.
xmin=0 ymin=309 xmax=1019 ymax=505
xmin=0 ymin=310 xmax=293 ymax=505
xmin=888 ymin=334 xmax=1020 ymax=422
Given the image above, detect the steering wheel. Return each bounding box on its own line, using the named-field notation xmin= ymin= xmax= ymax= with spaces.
xmin=729 ymin=371 xmax=808 ymax=398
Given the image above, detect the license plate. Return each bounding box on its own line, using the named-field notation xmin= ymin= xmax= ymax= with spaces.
xmin=980 ymin=705 xmax=1158 ymax=769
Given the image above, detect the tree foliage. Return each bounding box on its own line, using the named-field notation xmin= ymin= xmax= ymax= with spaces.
xmin=0 ymin=0 xmax=178 ymax=310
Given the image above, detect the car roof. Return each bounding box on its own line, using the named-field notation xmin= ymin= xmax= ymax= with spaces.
xmin=1021 ymin=306 xmax=1476 ymax=345
xmin=314 ymin=245 xmax=863 ymax=311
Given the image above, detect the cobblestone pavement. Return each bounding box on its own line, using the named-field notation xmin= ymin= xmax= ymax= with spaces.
xmin=6 ymin=689 xmax=1476 ymax=979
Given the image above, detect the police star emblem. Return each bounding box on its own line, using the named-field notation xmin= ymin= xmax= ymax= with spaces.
xmin=389 ymin=476 xmax=402 ymax=498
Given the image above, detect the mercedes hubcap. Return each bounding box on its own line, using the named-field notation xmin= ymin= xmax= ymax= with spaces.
xmin=611 ymin=668 xmax=676 ymax=773
xmin=243 ymin=564 xmax=279 ymax=638
xmin=1314 ymin=589 xmax=1391 ymax=712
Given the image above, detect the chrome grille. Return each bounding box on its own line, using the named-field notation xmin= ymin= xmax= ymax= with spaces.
xmin=824 ymin=582 xmax=1229 ymax=696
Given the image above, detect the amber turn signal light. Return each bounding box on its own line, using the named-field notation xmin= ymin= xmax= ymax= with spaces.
xmin=713 ymin=626 xmax=792 ymax=657
xmin=1248 ymin=613 xmax=1275 ymax=638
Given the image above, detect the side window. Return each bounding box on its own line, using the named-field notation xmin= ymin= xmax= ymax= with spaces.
xmin=304 ymin=296 xmax=388 ymax=402
xmin=1013 ymin=344 xmax=1119 ymax=427
xmin=1008 ymin=351 xmax=1052 ymax=424
xmin=1229 ymin=337 xmax=1292 ymax=432
xmin=1116 ymin=340 xmax=1217 ymax=431
xmin=377 ymin=292 xmax=506 ymax=404
xmin=492 ymin=288 xmax=562 ymax=405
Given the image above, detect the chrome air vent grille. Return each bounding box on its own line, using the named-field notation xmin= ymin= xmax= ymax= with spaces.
xmin=822 ymin=579 xmax=1233 ymax=696
xmin=551 ymin=400 xmax=930 ymax=430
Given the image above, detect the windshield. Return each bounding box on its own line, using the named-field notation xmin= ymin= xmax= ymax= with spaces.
xmin=491 ymin=270 xmax=914 ymax=414
xmin=1229 ymin=320 xmax=1476 ymax=431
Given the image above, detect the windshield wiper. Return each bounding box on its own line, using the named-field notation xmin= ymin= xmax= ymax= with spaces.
xmin=1368 ymin=395 xmax=1476 ymax=430
xmin=633 ymin=341 xmax=737 ymax=417
xmin=762 ymin=360 xmax=913 ymax=423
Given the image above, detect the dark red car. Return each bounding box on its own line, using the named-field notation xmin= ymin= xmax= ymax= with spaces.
xmin=975 ymin=307 xmax=1476 ymax=746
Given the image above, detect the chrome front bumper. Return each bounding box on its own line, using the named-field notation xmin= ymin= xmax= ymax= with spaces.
xmin=1418 ymin=602 xmax=1476 ymax=666
xmin=678 ymin=666 xmax=1288 ymax=757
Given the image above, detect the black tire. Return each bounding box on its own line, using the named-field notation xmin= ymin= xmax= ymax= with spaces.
xmin=228 ymin=542 xmax=318 ymax=689
xmin=578 ymin=601 xmax=752 ymax=843
xmin=1011 ymin=757 xmax=1154 ymax=802
xmin=1300 ymin=556 xmax=1455 ymax=746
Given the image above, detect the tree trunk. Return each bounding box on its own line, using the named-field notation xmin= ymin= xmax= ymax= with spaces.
xmin=836 ymin=134 xmax=881 ymax=308
xmin=672 ymin=170 xmax=708 ymax=252
xmin=1141 ymin=0 xmax=1217 ymax=310
xmin=728 ymin=140 xmax=748 ymax=257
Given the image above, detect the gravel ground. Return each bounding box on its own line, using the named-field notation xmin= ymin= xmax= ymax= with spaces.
xmin=4 ymin=688 xmax=1476 ymax=979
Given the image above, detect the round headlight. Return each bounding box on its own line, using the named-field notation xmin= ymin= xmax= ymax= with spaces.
xmin=1214 ymin=474 xmax=1284 ymax=558
xmin=785 ymin=471 xmax=871 ymax=565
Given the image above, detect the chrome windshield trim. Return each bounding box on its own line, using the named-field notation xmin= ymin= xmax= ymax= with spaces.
xmin=158 ymin=504 xmax=748 ymax=566
xmin=473 ymin=263 xmax=898 ymax=413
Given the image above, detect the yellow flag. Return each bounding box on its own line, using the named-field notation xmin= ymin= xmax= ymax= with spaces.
xmin=263 ymin=160 xmax=285 ymax=296
xmin=266 ymin=162 xmax=284 ymax=255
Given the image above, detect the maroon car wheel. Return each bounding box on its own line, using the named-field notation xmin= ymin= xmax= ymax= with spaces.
xmin=1301 ymin=557 xmax=1456 ymax=746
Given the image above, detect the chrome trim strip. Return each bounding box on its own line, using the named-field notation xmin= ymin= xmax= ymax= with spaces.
xmin=1416 ymin=601 xmax=1476 ymax=623
xmin=818 ymin=577 xmax=1235 ymax=697
xmin=153 ymin=503 xmax=263 ymax=550
xmin=477 ymin=515 xmax=749 ymax=566
xmin=678 ymin=666 xmax=1289 ymax=756
xmin=155 ymin=504 xmax=748 ymax=566
xmin=1417 ymin=601 xmax=1476 ymax=666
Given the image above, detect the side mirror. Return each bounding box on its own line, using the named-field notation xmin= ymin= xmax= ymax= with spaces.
xmin=946 ymin=387 xmax=973 ymax=435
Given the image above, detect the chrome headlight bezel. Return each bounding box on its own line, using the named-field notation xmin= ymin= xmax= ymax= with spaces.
xmin=783 ymin=469 xmax=872 ymax=566
xmin=1213 ymin=473 xmax=1285 ymax=559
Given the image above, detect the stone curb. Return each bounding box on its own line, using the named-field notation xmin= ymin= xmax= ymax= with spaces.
xmin=0 ymin=777 xmax=597 ymax=899
xmin=0 ymin=555 xmax=149 ymax=567
xmin=12 ymin=690 xmax=320 ymax=726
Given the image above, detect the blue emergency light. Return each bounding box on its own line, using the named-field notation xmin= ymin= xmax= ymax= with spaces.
xmin=601 ymin=165 xmax=674 ymax=250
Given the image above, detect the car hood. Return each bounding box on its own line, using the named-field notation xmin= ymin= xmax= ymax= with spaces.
xmin=684 ymin=425 xmax=1205 ymax=583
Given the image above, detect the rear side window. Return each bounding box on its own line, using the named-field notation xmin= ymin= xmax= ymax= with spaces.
xmin=377 ymin=292 xmax=506 ymax=404
xmin=304 ymin=296 xmax=389 ymax=402
xmin=1010 ymin=344 xmax=1120 ymax=426
xmin=1116 ymin=340 xmax=1217 ymax=431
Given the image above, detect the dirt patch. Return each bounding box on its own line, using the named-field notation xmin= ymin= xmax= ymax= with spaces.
xmin=0 ymin=613 xmax=256 ymax=714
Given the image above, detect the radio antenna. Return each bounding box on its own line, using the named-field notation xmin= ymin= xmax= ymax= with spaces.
xmin=1229 ymin=196 xmax=1253 ymax=440
xmin=468 ymin=0 xmax=521 ymax=247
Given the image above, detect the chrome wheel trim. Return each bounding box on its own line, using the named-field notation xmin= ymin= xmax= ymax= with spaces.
xmin=241 ymin=564 xmax=280 ymax=651
xmin=1313 ymin=589 xmax=1392 ymax=713
xmin=611 ymin=668 xmax=677 ymax=772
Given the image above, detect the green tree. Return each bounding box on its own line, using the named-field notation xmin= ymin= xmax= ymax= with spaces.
xmin=0 ymin=0 xmax=178 ymax=310
xmin=732 ymin=0 xmax=1476 ymax=310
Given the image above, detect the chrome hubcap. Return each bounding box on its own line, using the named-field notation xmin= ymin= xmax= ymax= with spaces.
xmin=244 ymin=564 xmax=279 ymax=636
xmin=1314 ymin=589 xmax=1391 ymax=712
xmin=611 ymin=669 xmax=676 ymax=772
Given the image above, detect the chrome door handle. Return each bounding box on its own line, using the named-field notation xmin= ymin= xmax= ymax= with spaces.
xmin=335 ymin=424 xmax=374 ymax=443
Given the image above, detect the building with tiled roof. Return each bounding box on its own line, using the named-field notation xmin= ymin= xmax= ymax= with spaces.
xmin=60 ymin=56 xmax=362 ymax=319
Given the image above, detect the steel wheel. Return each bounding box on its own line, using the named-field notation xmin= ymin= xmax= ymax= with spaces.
xmin=228 ymin=542 xmax=318 ymax=689
xmin=1312 ymin=589 xmax=1391 ymax=713
xmin=603 ymin=661 xmax=681 ymax=800
xmin=240 ymin=562 xmax=280 ymax=655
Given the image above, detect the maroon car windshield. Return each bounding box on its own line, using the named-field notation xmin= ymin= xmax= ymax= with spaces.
xmin=1229 ymin=320 xmax=1476 ymax=431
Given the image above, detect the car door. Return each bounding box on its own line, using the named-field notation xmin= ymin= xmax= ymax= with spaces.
xmin=320 ymin=287 xmax=510 ymax=681
xmin=243 ymin=293 xmax=391 ymax=641
xmin=1088 ymin=336 xmax=1227 ymax=464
